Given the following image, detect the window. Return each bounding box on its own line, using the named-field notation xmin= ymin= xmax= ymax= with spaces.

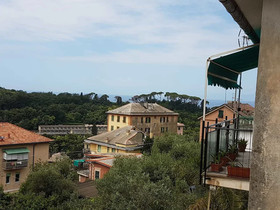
xmin=15 ymin=173 xmax=20 ymax=182
xmin=161 ymin=127 xmax=165 ymax=133
xmin=112 ymin=148 xmax=116 ymax=153
xmin=111 ymin=126 xmax=114 ymax=131
xmin=95 ymin=170 xmax=100 ymax=180
xmin=117 ymin=126 xmax=120 ymax=129
xmin=145 ymin=128 xmax=150 ymax=134
xmin=97 ymin=145 xmax=101 ymax=152
xmin=123 ymin=116 xmax=126 ymax=123
xmin=111 ymin=115 xmax=114 ymax=121
xmin=218 ymin=110 xmax=224 ymax=118
xmin=107 ymin=147 xmax=110 ymax=153
xmin=145 ymin=117 xmax=151 ymax=123
xmin=166 ymin=127 xmax=168 ymax=132
xmin=178 ymin=127 xmax=181 ymax=131
xmin=6 ymin=173 xmax=11 ymax=184
xmin=141 ymin=117 xmax=144 ymax=123
xmin=160 ymin=117 xmax=165 ymax=123
xmin=117 ymin=116 xmax=120 ymax=122
xmin=167 ymin=117 xmax=169 ymax=122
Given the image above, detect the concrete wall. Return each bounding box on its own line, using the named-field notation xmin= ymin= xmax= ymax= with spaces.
xmin=87 ymin=143 xmax=141 ymax=154
xmin=249 ymin=0 xmax=280 ymax=208
xmin=107 ymin=114 xmax=178 ymax=138
xmin=89 ymin=163 xmax=110 ymax=180
xmin=0 ymin=143 xmax=50 ymax=192
xmin=131 ymin=115 xmax=178 ymax=137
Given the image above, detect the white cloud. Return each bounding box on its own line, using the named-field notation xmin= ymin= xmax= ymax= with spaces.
xmin=0 ymin=0 xmax=239 ymax=65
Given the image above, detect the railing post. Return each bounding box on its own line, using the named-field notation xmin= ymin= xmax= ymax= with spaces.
xmin=199 ymin=120 xmax=205 ymax=185
xmin=216 ymin=121 xmax=220 ymax=156
xmin=203 ymin=122 xmax=210 ymax=186
xmin=225 ymin=116 xmax=229 ymax=150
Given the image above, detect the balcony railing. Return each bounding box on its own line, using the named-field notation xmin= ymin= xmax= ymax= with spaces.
xmin=3 ymin=160 xmax=28 ymax=170
xmin=200 ymin=118 xmax=253 ymax=187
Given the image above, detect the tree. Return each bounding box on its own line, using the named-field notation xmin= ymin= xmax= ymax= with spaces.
xmin=20 ymin=158 xmax=77 ymax=206
xmin=114 ymin=96 xmax=123 ymax=105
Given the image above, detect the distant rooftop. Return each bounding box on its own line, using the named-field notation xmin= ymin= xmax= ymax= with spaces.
xmin=0 ymin=122 xmax=52 ymax=146
xmin=106 ymin=103 xmax=178 ymax=116
xmin=86 ymin=126 xmax=144 ymax=149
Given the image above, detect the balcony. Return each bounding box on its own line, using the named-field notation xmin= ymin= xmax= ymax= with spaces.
xmin=200 ymin=118 xmax=253 ymax=191
xmin=3 ymin=159 xmax=28 ymax=170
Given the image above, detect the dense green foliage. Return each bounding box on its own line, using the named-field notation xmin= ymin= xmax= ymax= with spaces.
xmin=0 ymin=88 xmax=206 ymax=141
xmin=94 ymin=134 xmax=205 ymax=209
xmin=0 ymin=158 xmax=94 ymax=209
xmin=0 ymin=87 xmax=116 ymax=130
xmin=94 ymin=134 xmax=248 ymax=210
xmin=49 ymin=134 xmax=89 ymax=159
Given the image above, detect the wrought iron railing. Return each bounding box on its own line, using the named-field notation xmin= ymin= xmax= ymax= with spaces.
xmin=3 ymin=159 xmax=28 ymax=170
xmin=200 ymin=118 xmax=253 ymax=184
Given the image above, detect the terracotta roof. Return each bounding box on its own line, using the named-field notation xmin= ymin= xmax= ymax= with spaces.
xmin=0 ymin=122 xmax=53 ymax=146
xmin=106 ymin=103 xmax=178 ymax=116
xmin=198 ymin=102 xmax=255 ymax=119
xmin=86 ymin=126 xmax=144 ymax=147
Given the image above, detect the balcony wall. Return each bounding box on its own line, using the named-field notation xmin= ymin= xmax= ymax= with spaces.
xmin=3 ymin=160 xmax=28 ymax=170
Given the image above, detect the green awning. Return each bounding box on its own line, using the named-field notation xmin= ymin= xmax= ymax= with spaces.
xmin=3 ymin=148 xmax=30 ymax=154
xmin=74 ymin=159 xmax=85 ymax=167
xmin=208 ymin=45 xmax=259 ymax=89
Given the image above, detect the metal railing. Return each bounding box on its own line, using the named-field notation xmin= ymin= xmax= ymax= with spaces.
xmin=3 ymin=159 xmax=28 ymax=170
xmin=200 ymin=117 xmax=253 ymax=184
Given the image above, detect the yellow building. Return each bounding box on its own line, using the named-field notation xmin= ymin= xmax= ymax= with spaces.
xmin=0 ymin=122 xmax=52 ymax=193
xmin=106 ymin=103 xmax=179 ymax=138
xmin=84 ymin=126 xmax=144 ymax=154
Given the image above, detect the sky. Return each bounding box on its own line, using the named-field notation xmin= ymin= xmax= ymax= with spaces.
xmin=0 ymin=0 xmax=258 ymax=104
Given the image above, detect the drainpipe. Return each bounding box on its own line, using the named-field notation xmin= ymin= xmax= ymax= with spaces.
xmin=32 ymin=144 xmax=36 ymax=168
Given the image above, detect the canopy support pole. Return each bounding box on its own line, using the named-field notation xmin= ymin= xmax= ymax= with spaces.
xmin=203 ymin=59 xmax=210 ymax=121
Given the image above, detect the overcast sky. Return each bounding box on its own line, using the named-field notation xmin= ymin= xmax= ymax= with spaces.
xmin=0 ymin=0 xmax=257 ymax=103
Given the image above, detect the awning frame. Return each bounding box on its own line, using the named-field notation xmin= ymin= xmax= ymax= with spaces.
xmin=202 ymin=43 xmax=259 ymax=121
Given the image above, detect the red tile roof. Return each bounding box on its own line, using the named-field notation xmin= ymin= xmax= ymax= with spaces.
xmin=0 ymin=122 xmax=52 ymax=146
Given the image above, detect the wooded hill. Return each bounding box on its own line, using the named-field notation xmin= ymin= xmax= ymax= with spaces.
xmin=0 ymin=88 xmax=207 ymax=140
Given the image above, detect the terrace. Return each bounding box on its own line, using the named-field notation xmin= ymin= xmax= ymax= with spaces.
xmin=200 ymin=117 xmax=253 ymax=191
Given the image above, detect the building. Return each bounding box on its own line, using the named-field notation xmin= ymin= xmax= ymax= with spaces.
xmin=38 ymin=124 xmax=107 ymax=135
xmin=106 ymin=103 xmax=179 ymax=138
xmin=78 ymin=153 xmax=142 ymax=182
xmin=177 ymin=123 xmax=185 ymax=135
xmin=0 ymin=122 xmax=52 ymax=193
xmin=200 ymin=0 xmax=280 ymax=208
xmin=198 ymin=102 xmax=254 ymax=141
xmin=84 ymin=126 xmax=145 ymax=154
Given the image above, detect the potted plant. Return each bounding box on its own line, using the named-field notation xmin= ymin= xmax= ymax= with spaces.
xmin=227 ymin=144 xmax=238 ymax=161
xmin=219 ymin=150 xmax=230 ymax=166
xmin=210 ymin=154 xmax=223 ymax=172
xmin=238 ymin=138 xmax=248 ymax=152
xmin=227 ymin=162 xmax=250 ymax=178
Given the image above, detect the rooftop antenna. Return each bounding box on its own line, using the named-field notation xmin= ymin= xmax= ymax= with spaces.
xmin=238 ymin=29 xmax=250 ymax=48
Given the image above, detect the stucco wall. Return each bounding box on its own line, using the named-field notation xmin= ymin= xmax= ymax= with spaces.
xmin=0 ymin=143 xmax=50 ymax=192
xmin=199 ymin=106 xmax=235 ymax=141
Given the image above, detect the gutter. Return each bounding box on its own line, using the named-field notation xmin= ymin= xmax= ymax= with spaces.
xmin=219 ymin=0 xmax=260 ymax=43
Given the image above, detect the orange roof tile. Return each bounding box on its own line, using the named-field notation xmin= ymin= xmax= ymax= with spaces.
xmin=0 ymin=122 xmax=52 ymax=146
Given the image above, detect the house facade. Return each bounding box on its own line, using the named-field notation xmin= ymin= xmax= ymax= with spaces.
xmin=107 ymin=103 xmax=179 ymax=138
xmin=199 ymin=102 xmax=254 ymax=141
xmin=0 ymin=123 xmax=52 ymax=193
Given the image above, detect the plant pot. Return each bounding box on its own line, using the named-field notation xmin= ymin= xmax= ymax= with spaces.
xmin=238 ymin=143 xmax=247 ymax=152
xmin=227 ymin=166 xmax=250 ymax=178
xmin=210 ymin=163 xmax=223 ymax=172
xmin=220 ymin=157 xmax=229 ymax=166
xmin=227 ymin=153 xmax=237 ymax=161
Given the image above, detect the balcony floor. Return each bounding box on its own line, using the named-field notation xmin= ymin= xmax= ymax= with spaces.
xmin=204 ymin=151 xmax=251 ymax=191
